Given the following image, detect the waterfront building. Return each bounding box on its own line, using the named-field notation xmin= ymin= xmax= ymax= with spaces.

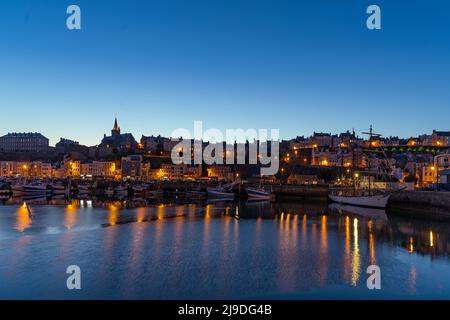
xmin=0 ymin=161 xmax=53 ymax=177
xmin=0 ymin=161 xmax=14 ymax=176
xmin=51 ymin=164 xmax=65 ymax=179
xmin=94 ymin=161 xmax=117 ymax=178
xmin=0 ymin=161 xmax=30 ymax=177
xmin=207 ymin=165 xmax=233 ymax=181
xmin=159 ymin=163 xmax=202 ymax=181
xmin=64 ymin=159 xmax=81 ymax=177
xmin=121 ymin=155 xmax=143 ymax=179
xmin=28 ymin=161 xmax=52 ymax=178
xmin=0 ymin=132 xmax=49 ymax=152
xmin=81 ymin=162 xmax=94 ymax=177
xmin=81 ymin=161 xmax=117 ymax=178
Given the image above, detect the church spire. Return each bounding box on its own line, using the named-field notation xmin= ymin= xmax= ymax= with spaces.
xmin=112 ymin=116 xmax=121 ymax=135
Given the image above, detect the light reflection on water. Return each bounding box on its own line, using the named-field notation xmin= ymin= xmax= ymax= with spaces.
xmin=0 ymin=199 xmax=450 ymax=299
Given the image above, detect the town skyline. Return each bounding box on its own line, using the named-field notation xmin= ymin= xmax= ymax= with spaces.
xmin=1 ymin=117 xmax=449 ymax=148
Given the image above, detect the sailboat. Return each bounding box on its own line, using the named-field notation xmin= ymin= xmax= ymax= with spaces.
xmin=328 ymin=193 xmax=390 ymax=209
xmin=328 ymin=126 xmax=394 ymax=209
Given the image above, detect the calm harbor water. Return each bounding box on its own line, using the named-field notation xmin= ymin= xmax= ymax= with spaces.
xmin=1 ymin=197 xmax=450 ymax=299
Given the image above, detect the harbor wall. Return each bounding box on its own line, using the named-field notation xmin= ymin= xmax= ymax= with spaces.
xmin=269 ymin=184 xmax=328 ymax=200
xmin=388 ymin=191 xmax=450 ymax=219
xmin=267 ymin=185 xmax=450 ymax=219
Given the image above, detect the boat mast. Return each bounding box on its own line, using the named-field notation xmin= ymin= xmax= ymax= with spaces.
xmin=363 ymin=125 xmax=381 ymax=197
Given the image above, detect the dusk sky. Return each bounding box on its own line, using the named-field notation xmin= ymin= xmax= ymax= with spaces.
xmin=1 ymin=0 xmax=449 ymax=146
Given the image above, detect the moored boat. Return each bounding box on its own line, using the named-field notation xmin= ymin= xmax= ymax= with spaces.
xmin=0 ymin=184 xmax=11 ymax=196
xmin=328 ymin=193 xmax=390 ymax=209
xmin=115 ymin=185 xmax=129 ymax=197
xmin=77 ymin=184 xmax=91 ymax=194
xmin=12 ymin=182 xmax=52 ymax=195
xmin=246 ymin=187 xmax=273 ymax=201
xmin=207 ymin=186 xmax=235 ymax=200
xmin=50 ymin=182 xmax=67 ymax=195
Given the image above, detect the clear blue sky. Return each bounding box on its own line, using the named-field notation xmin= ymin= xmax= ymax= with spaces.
xmin=1 ymin=0 xmax=449 ymax=146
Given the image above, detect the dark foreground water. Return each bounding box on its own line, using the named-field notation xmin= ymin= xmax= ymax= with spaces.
xmin=1 ymin=198 xmax=450 ymax=299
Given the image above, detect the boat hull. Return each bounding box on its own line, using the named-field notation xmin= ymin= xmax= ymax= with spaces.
xmin=328 ymin=194 xmax=390 ymax=209
xmin=12 ymin=185 xmax=51 ymax=195
xmin=246 ymin=188 xmax=272 ymax=200
xmin=207 ymin=188 xmax=235 ymax=199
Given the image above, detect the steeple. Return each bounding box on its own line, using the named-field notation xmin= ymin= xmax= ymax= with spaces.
xmin=112 ymin=117 xmax=121 ymax=135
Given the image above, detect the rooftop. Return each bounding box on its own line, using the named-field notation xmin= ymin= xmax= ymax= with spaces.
xmin=434 ymin=131 xmax=450 ymax=137
xmin=1 ymin=132 xmax=48 ymax=139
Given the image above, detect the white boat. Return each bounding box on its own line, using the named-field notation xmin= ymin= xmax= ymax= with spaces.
xmin=207 ymin=186 xmax=235 ymax=200
xmin=328 ymin=193 xmax=390 ymax=209
xmin=246 ymin=187 xmax=273 ymax=200
xmin=12 ymin=183 xmax=51 ymax=195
